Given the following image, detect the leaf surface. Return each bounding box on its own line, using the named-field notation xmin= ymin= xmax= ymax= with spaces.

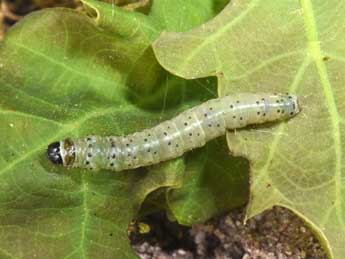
xmin=153 ymin=0 xmax=345 ymax=258
xmin=0 ymin=0 xmax=248 ymax=258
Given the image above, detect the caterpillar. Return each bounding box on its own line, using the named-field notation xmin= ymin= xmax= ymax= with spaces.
xmin=47 ymin=93 xmax=300 ymax=171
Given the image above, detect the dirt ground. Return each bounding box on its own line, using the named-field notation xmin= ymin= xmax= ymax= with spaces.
xmin=131 ymin=207 xmax=327 ymax=259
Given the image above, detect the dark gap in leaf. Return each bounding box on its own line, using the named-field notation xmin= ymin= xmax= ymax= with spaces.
xmin=129 ymin=211 xmax=197 ymax=254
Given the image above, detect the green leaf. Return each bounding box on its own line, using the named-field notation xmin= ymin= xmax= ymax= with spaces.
xmin=166 ymin=138 xmax=249 ymax=225
xmin=0 ymin=0 xmax=247 ymax=258
xmin=153 ymin=0 xmax=345 ymax=258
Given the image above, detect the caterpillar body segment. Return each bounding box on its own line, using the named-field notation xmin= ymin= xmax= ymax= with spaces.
xmin=47 ymin=93 xmax=300 ymax=171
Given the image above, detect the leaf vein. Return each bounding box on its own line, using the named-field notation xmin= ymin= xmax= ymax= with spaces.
xmin=301 ymin=0 xmax=344 ymax=230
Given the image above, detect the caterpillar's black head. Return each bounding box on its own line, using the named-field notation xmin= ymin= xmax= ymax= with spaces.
xmin=47 ymin=139 xmax=76 ymax=166
xmin=47 ymin=142 xmax=63 ymax=165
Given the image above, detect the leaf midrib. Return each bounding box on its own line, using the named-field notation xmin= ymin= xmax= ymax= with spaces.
xmin=80 ymin=178 xmax=89 ymax=259
xmin=300 ymin=0 xmax=343 ymax=234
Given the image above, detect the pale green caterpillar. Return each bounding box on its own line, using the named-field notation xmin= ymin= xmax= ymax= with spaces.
xmin=47 ymin=93 xmax=300 ymax=171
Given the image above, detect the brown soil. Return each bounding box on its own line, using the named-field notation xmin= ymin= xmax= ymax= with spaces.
xmin=131 ymin=207 xmax=327 ymax=259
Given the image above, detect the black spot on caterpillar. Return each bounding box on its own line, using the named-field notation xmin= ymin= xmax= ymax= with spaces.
xmin=47 ymin=93 xmax=300 ymax=171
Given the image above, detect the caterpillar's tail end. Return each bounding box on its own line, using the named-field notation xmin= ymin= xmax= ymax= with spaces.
xmin=291 ymin=95 xmax=300 ymax=115
xmin=47 ymin=142 xmax=63 ymax=165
